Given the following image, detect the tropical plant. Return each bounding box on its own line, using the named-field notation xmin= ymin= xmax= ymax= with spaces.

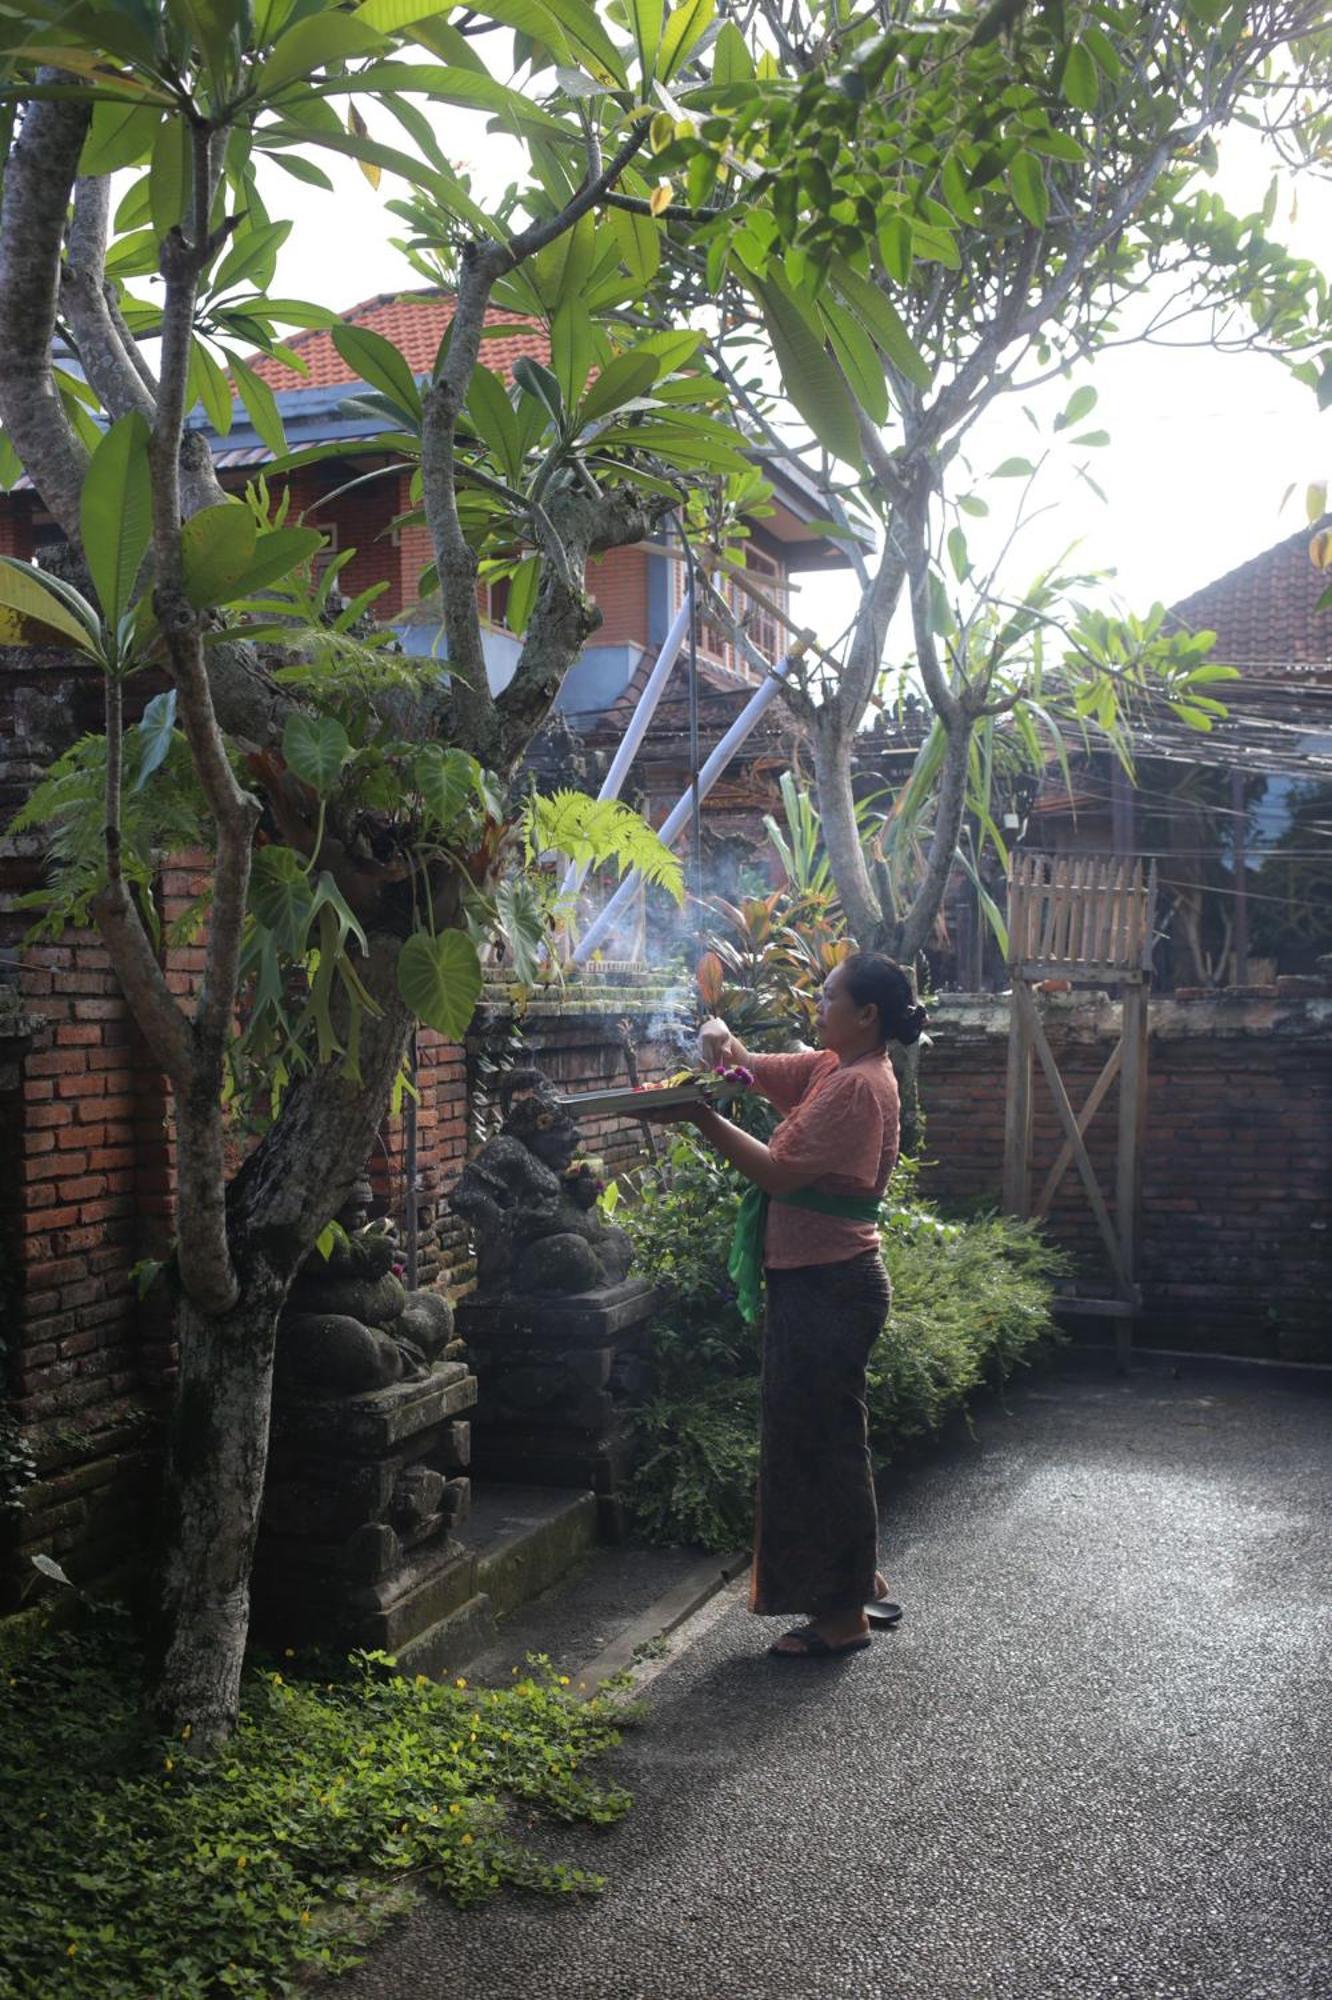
xmin=0 ymin=0 xmax=738 ymax=1745
xmin=627 ymin=0 xmax=1332 ymax=971
xmin=621 ymin=1130 xmax=1067 ymax=1551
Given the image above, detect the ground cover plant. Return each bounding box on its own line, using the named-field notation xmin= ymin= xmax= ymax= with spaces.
xmin=0 ymin=1606 xmax=635 ymax=1998
xmin=623 ymin=1133 xmax=1067 ymax=1551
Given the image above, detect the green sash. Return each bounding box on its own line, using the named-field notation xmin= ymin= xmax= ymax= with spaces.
xmin=727 ymin=1183 xmax=883 ymax=1323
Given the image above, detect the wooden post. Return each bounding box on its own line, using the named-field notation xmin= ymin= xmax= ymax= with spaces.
xmin=1003 ymin=982 xmax=1033 ymax=1215
xmin=1231 ymin=767 xmax=1249 ymax=984
xmin=1115 ymin=976 xmax=1149 ymax=1372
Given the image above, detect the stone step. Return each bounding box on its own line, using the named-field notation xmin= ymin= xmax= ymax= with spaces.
xmin=393 ymin=1484 xmax=599 ymax=1680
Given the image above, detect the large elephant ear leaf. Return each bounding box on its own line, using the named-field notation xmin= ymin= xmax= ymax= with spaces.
xmin=80 ymin=411 xmax=152 ymax=629
xmin=283 ymin=711 xmax=350 ymax=795
xmin=397 ymin=930 xmax=483 ymax=1038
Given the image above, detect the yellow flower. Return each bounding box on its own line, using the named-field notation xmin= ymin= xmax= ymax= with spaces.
xmin=461 ymin=1833 xmax=473 ymax=1846
xmin=66 ymin=1945 xmax=77 ymax=1959
xmin=448 ymin=1803 xmax=462 ymax=1816
xmin=236 ymin=1855 xmax=248 ymax=1870
xmin=300 ymin=1912 xmax=311 ymax=1926
xmin=163 ymin=1757 xmax=174 ymax=1773
xmin=415 ymin=1673 xmax=429 ymax=1687
xmin=500 ymin=1732 xmax=511 ymax=1743
xmin=180 ymin=1723 xmax=192 ymax=1742
xmin=454 ymin=1677 xmax=467 ymax=1689
xmin=272 ymin=1673 xmax=284 ymax=1686
xmin=558 ymin=1675 xmax=571 ymax=1686
xmin=284 ymin=1648 xmax=295 ymax=1659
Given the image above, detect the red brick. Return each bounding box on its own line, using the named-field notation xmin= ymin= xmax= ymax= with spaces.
xmin=55 ymin=1024 xmax=101 ymax=1047
xmin=29 ymin=1049 xmax=89 ymax=1077
xmin=55 ymin=1073 xmax=106 ymax=1100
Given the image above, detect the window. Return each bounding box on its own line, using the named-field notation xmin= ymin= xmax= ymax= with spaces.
xmin=668 ymin=542 xmax=788 ymax=679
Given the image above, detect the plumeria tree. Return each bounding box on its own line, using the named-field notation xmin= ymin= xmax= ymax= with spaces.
xmin=0 ymin=0 xmax=748 ymax=1743
xmin=622 ymin=0 xmax=1332 ymax=979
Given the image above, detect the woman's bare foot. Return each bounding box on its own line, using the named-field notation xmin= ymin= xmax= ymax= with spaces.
xmin=873 ymin=1571 xmax=891 ymax=1602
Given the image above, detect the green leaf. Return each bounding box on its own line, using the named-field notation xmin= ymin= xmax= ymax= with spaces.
xmin=226 ymin=350 xmax=288 ymax=458
xmin=1060 ymin=41 xmax=1098 ymax=112
xmin=250 ymin=845 xmax=315 ymax=956
xmin=1054 ymin=384 xmax=1097 ymax=431
xmin=79 ymin=412 xmax=152 ymax=630
xmin=0 ymin=557 xmax=102 ymax=654
xmin=134 ymin=689 xmax=177 ymax=792
xmin=1007 ymin=152 xmax=1048 ymax=230
xmin=343 ymin=62 xmax=574 ymax=135
xmin=505 ymin=554 xmax=540 ymax=636
xmin=579 ymin=349 xmax=660 ymax=426
xmin=827 ymin=257 xmax=930 ymax=390
xmin=712 ymin=18 xmax=753 ymax=82
xmin=149 ymin=114 xmax=190 ymax=238
xmin=256 ymin=12 xmax=385 ymax=96
xmin=331 ymin=323 xmax=423 ymax=425
xmin=876 ymin=213 xmax=912 ymax=285
xmin=229 ymin=526 xmax=325 ymax=598
xmin=413 ymin=743 xmax=478 ymax=831
xmin=993 ymin=457 xmax=1036 ymax=478
xmin=283 ymin=712 xmax=350 ymax=795
xmin=625 ymin=0 xmax=663 ymax=78
xmin=751 ymin=271 xmax=862 ymax=469
xmin=180 ymin=503 xmax=258 ymax=606
xmin=466 ymin=365 xmax=522 ymax=484
xmin=397 ymin=929 xmax=483 ymax=1038
xmin=495 ymin=875 xmax=546 ymax=984
xmin=189 ymin=337 xmax=234 ymax=435
xmin=80 ymin=101 xmax=159 ymax=176
xmin=947 ymin=524 xmax=970 ymax=582
xmin=513 ymin=355 xmax=565 ymax=429
xmin=550 ymin=298 xmax=597 ymax=415
xmin=658 ymin=0 xmax=714 ymax=81
xmin=211 ymin=219 xmax=292 ymax=296
xmin=818 ymin=298 xmax=889 ymax=427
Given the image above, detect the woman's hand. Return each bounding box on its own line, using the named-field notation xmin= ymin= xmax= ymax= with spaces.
xmin=699 ymin=1017 xmax=747 ymax=1068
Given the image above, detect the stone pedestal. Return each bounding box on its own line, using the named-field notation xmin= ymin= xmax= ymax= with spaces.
xmin=456 ymin=1277 xmax=661 ymax=1538
xmin=252 ymin=1361 xmax=479 ymax=1655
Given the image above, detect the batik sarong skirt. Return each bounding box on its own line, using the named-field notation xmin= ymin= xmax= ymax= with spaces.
xmin=750 ymin=1249 xmax=891 ymax=1619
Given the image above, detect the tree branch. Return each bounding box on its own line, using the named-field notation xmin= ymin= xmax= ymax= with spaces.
xmin=0 ymin=88 xmax=92 ymax=538
xmin=61 ymin=175 xmax=157 ymax=424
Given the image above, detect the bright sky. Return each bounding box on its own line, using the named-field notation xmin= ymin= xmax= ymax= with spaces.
xmin=251 ymin=103 xmax=1332 ymax=644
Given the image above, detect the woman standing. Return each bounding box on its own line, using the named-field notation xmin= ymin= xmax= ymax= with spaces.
xmin=644 ymin=953 xmax=927 ymax=1658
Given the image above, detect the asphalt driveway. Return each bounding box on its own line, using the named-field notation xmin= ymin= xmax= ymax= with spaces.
xmin=339 ymin=1352 xmax=1332 ymax=2000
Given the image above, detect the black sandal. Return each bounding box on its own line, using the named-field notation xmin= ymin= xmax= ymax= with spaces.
xmin=865 ymin=1598 xmax=903 ymax=1628
xmin=768 ymin=1625 xmax=873 ymax=1659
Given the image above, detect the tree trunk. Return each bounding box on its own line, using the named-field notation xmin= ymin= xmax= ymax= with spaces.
xmin=811 ymin=721 xmax=881 ymax=944
xmin=153 ymin=1274 xmax=285 ymax=1746
xmin=154 ymin=940 xmax=415 ymax=1743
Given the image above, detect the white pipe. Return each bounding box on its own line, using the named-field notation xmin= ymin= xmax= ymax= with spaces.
xmin=557 ymin=589 xmax=694 ymax=903
xmin=572 ymin=651 xmax=796 ymax=965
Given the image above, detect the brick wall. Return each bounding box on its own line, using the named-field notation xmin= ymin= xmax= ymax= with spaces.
xmin=917 ymin=985 xmax=1332 ymax=1363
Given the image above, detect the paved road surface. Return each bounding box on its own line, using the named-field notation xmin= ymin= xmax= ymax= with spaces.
xmin=340 ymin=1354 xmax=1332 ymax=2000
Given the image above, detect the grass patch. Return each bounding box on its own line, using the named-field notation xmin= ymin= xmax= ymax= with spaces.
xmin=0 ymin=1608 xmax=635 ymax=1997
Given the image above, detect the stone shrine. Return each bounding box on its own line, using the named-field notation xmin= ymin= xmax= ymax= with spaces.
xmin=251 ymin=1181 xmax=484 ymax=1672
xmin=450 ymin=1068 xmax=660 ymax=1534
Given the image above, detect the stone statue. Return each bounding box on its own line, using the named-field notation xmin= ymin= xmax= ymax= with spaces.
xmin=274 ymin=1178 xmax=456 ymax=1395
xmin=449 ymin=1067 xmax=632 ymax=1297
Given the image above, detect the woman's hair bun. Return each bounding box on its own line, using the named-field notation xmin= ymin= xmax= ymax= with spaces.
xmin=840 ymin=953 xmax=929 ymax=1046
xmin=896 ymin=1001 xmax=928 ymax=1047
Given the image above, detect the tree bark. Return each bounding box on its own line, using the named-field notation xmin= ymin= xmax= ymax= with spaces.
xmin=155 ymin=938 xmax=415 ymax=1743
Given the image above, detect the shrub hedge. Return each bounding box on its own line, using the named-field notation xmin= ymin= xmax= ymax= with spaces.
xmin=621 ymin=1133 xmax=1067 ymax=1551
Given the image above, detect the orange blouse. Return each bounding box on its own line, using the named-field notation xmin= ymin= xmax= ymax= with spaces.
xmin=749 ymin=1048 xmax=900 ymax=1268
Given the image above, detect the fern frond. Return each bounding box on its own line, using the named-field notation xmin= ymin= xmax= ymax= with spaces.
xmin=526 ymin=791 xmax=684 ymax=903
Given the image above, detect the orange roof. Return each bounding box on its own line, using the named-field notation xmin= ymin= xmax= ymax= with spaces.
xmin=249 ymin=289 xmax=550 ymax=392
xmin=1170 ymin=517 xmax=1332 ymax=679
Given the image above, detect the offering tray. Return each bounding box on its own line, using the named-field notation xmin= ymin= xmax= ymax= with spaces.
xmin=555 ymin=1082 xmax=706 ymax=1119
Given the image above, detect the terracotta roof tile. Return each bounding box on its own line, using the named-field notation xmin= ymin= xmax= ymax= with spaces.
xmin=249 ymin=289 xmax=549 ymax=393
xmin=1169 ymin=516 xmax=1332 ymax=678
